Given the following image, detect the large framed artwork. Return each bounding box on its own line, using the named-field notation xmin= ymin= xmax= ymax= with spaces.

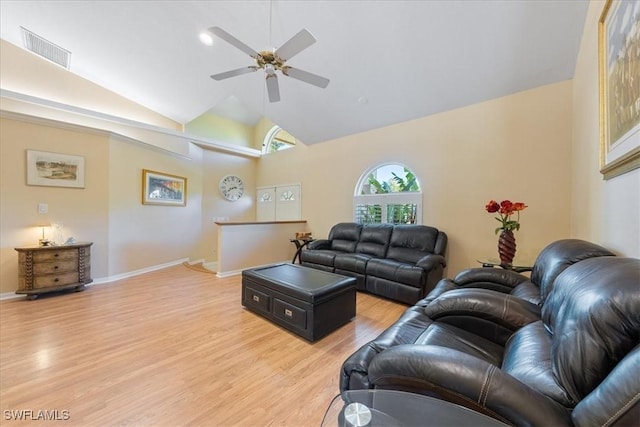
xmin=598 ymin=0 xmax=640 ymax=180
xmin=142 ymin=169 xmax=187 ymax=206
xmin=26 ymin=150 xmax=85 ymax=188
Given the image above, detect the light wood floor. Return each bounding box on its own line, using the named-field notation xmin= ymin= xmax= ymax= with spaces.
xmin=0 ymin=265 xmax=407 ymax=426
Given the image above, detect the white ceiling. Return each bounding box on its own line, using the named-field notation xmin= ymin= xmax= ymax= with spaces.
xmin=0 ymin=1 xmax=589 ymax=145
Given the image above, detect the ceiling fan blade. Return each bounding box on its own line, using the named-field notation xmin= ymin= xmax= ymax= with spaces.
xmin=208 ymin=26 xmax=259 ymax=58
xmin=275 ymin=29 xmax=316 ymax=61
xmin=210 ymin=66 xmax=257 ymax=81
xmin=282 ymin=66 xmax=330 ymax=89
xmin=266 ymin=74 xmax=280 ymax=103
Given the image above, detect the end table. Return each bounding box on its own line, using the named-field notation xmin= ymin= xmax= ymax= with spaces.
xmin=476 ymin=259 xmax=532 ymax=273
xmin=290 ymin=238 xmax=314 ymax=264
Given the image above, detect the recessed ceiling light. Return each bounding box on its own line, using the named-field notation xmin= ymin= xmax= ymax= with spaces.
xmin=199 ymin=32 xmax=214 ymax=46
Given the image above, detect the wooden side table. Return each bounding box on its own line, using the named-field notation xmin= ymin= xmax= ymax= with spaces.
xmin=290 ymin=238 xmax=314 ymax=264
xmin=15 ymin=242 xmax=93 ymax=300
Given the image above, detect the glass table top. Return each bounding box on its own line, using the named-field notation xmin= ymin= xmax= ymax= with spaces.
xmin=321 ymin=390 xmax=508 ymax=427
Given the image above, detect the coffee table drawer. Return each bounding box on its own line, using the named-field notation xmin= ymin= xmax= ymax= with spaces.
xmin=273 ymin=298 xmax=307 ymax=330
xmin=244 ymin=286 xmax=271 ymax=314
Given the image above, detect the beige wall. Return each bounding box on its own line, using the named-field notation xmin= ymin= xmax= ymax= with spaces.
xmin=201 ymin=150 xmax=257 ymax=261
xmin=2 ymin=1 xmax=637 ymax=294
xmin=0 ymin=40 xmax=180 ymax=131
xmin=0 ymin=117 xmax=110 ymax=292
xmin=257 ymin=81 xmax=574 ymax=276
xmin=571 ymin=0 xmax=640 ymax=257
xmin=107 ymin=137 xmax=205 ymax=276
xmin=186 ymin=112 xmax=255 ymax=148
xmin=0 ymin=111 xmax=257 ymax=293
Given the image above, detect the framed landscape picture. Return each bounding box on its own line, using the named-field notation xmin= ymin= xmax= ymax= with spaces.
xmin=598 ymin=0 xmax=640 ymax=179
xmin=26 ymin=150 xmax=85 ymax=188
xmin=142 ymin=169 xmax=187 ymax=206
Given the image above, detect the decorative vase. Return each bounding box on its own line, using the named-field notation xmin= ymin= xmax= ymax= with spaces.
xmin=498 ymin=229 xmax=516 ymax=265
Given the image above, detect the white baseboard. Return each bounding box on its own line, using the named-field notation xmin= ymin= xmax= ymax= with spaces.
xmin=203 ymin=261 xmax=218 ymax=272
xmin=0 ymin=258 xmax=190 ymax=301
xmin=215 ymin=260 xmax=290 ymax=278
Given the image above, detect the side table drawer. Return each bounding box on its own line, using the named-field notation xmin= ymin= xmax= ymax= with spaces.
xmin=32 ymin=260 xmax=78 ymax=275
xmin=33 ymin=272 xmax=79 ymax=289
xmin=273 ymin=298 xmax=307 ymax=330
xmin=244 ymin=286 xmax=271 ymax=314
xmin=32 ymin=250 xmax=78 ymax=262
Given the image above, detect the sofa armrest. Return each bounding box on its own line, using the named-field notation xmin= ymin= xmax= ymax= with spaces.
xmin=368 ymin=345 xmax=572 ymax=426
xmin=416 ymin=254 xmax=447 ymax=270
xmin=307 ymin=239 xmax=331 ymax=250
xmin=453 ymin=268 xmax=531 ymax=292
xmin=417 ymin=278 xmax=458 ymax=305
xmin=424 ymin=288 xmax=541 ymax=331
xmin=572 ymin=344 xmax=640 ymax=426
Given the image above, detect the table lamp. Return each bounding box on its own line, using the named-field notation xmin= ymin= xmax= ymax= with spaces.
xmin=38 ymin=225 xmax=51 ymax=246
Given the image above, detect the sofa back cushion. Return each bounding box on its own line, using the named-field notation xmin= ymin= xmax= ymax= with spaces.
xmin=328 ymin=223 xmax=362 ymax=253
xmin=541 ymin=257 xmax=640 ymax=404
xmin=530 ymin=239 xmax=615 ymax=304
xmin=386 ymin=225 xmax=442 ymax=264
xmin=355 ymin=224 xmax=393 ymax=257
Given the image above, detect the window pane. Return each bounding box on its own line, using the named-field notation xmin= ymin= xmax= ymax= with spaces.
xmin=361 ymin=165 xmax=420 ymax=195
xmin=355 ymin=204 xmax=382 ymax=224
xmin=387 ymin=204 xmax=418 ymax=224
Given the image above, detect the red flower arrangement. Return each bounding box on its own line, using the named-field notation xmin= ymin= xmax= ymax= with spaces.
xmin=485 ymin=200 xmax=527 ymax=234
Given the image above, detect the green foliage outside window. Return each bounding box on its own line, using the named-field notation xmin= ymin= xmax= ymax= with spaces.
xmin=359 ymin=167 xmax=420 ymax=224
xmin=366 ymin=167 xmax=419 ymax=194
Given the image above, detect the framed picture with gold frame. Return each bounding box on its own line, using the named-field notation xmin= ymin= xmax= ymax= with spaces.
xmin=598 ymin=0 xmax=640 ymax=180
xmin=141 ymin=169 xmax=187 ymax=206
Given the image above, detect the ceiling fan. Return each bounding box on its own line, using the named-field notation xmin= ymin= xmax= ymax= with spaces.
xmin=208 ymin=26 xmax=330 ymax=103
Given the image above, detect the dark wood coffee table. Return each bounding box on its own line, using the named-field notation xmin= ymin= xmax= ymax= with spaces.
xmin=242 ymin=263 xmax=356 ymax=341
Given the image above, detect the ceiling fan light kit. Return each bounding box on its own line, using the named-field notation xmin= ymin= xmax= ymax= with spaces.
xmin=208 ymin=26 xmax=329 ymax=103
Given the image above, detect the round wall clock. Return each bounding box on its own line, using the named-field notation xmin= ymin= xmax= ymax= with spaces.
xmin=219 ymin=175 xmax=244 ymax=201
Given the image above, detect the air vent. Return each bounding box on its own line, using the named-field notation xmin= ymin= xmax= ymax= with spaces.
xmin=20 ymin=26 xmax=71 ymax=69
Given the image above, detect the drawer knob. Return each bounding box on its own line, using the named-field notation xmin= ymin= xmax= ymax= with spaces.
xmin=54 ymin=265 xmax=59 ymax=269
xmin=252 ymin=295 xmax=260 ymax=302
xmin=54 ymin=278 xmax=59 ymax=282
xmin=54 ymin=253 xmax=59 ymax=257
xmin=284 ymin=309 xmax=293 ymax=317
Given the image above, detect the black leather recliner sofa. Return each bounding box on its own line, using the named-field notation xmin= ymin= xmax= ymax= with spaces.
xmin=424 ymin=239 xmax=615 ymax=305
xmin=300 ymin=222 xmax=447 ymax=304
xmin=340 ymin=240 xmax=639 ymax=426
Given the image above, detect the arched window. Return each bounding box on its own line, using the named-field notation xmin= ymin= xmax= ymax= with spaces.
xmin=262 ymin=126 xmax=296 ymax=154
xmin=354 ymin=163 xmax=422 ymax=224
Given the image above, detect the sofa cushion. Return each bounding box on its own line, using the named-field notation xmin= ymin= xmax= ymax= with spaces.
xmin=355 ymin=223 xmax=393 ymax=257
xmin=300 ymin=250 xmax=339 ymax=268
xmin=542 ymin=257 xmax=640 ymax=404
xmin=509 ymin=281 xmax=541 ymax=304
xmin=366 ymin=258 xmax=424 ymax=287
xmin=365 ymin=277 xmax=423 ymax=305
xmin=334 ymin=253 xmax=372 ymax=274
xmin=502 ymin=321 xmax=572 ymax=407
xmin=530 ymin=239 xmax=615 ymax=304
xmin=414 ymin=322 xmax=504 ymax=367
xmin=386 ymin=225 xmax=441 ymax=263
xmin=328 ymin=222 xmax=362 ymax=253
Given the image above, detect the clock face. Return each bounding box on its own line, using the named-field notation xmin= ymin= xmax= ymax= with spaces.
xmin=219 ymin=175 xmax=244 ymax=201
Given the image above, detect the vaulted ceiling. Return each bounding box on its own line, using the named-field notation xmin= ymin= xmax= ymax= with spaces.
xmin=0 ymin=1 xmax=589 ymax=144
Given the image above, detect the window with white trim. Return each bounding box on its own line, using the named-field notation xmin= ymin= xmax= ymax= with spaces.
xmin=262 ymin=125 xmax=296 ymax=154
xmin=354 ymin=163 xmax=422 ymax=224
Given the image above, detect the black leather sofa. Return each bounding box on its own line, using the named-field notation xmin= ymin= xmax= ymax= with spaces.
xmin=340 ymin=241 xmax=639 ymax=426
xmin=300 ymin=223 xmax=447 ymax=304
xmin=424 ymin=239 xmax=615 ymax=305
